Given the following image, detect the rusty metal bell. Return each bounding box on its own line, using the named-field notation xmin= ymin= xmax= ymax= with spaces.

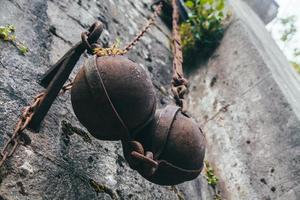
xmin=71 ymin=55 xmax=156 ymax=141
xmin=122 ymin=105 xmax=206 ymax=185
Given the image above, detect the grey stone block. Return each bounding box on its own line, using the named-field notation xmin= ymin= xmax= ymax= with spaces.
xmin=186 ymin=1 xmax=300 ymax=199
xmin=1 ymin=0 xmax=298 ymax=199
xmin=0 ymin=0 xmax=186 ymax=199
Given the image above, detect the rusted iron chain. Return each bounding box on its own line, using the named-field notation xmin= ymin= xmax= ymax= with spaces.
xmin=123 ymin=3 xmax=162 ymax=53
xmin=0 ymin=93 xmax=41 ymax=167
xmin=0 ymin=83 xmax=72 ymax=167
xmin=171 ymin=0 xmax=188 ymax=112
xmin=60 ymin=82 xmax=73 ymax=95
xmin=93 ymin=3 xmax=163 ymax=57
xmin=0 ymin=3 xmax=161 ymax=168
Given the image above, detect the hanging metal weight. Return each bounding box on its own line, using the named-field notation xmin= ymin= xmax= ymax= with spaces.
xmin=71 ymin=55 xmax=157 ymax=141
xmin=122 ymin=105 xmax=206 ymax=185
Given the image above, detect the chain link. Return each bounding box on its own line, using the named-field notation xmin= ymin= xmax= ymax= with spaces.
xmin=0 ymin=83 xmax=73 ymax=167
xmin=0 ymin=3 xmax=162 ymax=168
xmin=93 ymin=3 xmax=162 ymax=57
xmin=171 ymin=0 xmax=188 ymax=112
xmin=123 ymin=3 xmax=162 ymax=53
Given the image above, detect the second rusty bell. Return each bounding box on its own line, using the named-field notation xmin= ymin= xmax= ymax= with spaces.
xmin=122 ymin=105 xmax=206 ymax=185
xmin=71 ymin=55 xmax=156 ymax=141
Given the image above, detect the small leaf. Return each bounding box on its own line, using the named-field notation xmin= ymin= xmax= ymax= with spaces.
xmin=0 ymin=24 xmax=15 ymax=41
xmin=0 ymin=31 xmax=8 ymax=40
xmin=202 ymin=21 xmax=210 ymax=30
xmin=180 ymin=0 xmax=227 ymax=57
xmin=18 ymin=44 xmax=29 ymax=55
xmin=185 ymin=1 xmax=194 ymax=8
xmin=217 ymin=0 xmax=225 ymax=10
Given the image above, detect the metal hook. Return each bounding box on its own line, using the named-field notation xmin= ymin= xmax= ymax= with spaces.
xmin=27 ymin=22 xmax=104 ymax=131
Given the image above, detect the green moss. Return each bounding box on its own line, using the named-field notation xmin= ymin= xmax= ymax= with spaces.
xmin=0 ymin=24 xmax=15 ymax=41
xmin=204 ymin=161 xmax=223 ymax=199
xmin=290 ymin=61 xmax=300 ymax=74
xmin=214 ymin=193 xmax=222 ymax=200
xmin=0 ymin=24 xmax=29 ymax=55
xmin=180 ymin=23 xmax=196 ymax=51
xmin=204 ymin=161 xmax=219 ymax=186
xmin=17 ymin=44 xmax=29 ymax=55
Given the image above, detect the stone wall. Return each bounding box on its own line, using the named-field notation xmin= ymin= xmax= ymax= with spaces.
xmin=242 ymin=0 xmax=279 ymax=24
xmin=1 ymin=0 xmax=299 ymax=200
xmin=186 ymin=0 xmax=300 ymax=199
xmin=0 ymin=0 xmax=213 ymax=199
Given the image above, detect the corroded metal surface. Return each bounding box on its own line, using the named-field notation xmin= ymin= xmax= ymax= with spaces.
xmin=0 ymin=0 xmax=187 ymax=199
xmin=123 ymin=105 xmax=206 ymax=185
xmin=28 ymin=22 xmax=103 ymax=131
xmin=71 ymin=56 xmax=156 ymax=141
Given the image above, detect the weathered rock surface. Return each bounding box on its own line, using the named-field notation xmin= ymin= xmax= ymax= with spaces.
xmin=186 ymin=1 xmax=300 ymax=200
xmin=242 ymin=0 xmax=278 ymax=24
xmin=1 ymin=0 xmax=299 ymax=200
xmin=0 ymin=0 xmax=212 ymax=199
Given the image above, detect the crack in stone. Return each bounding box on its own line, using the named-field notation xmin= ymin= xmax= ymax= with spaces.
xmin=240 ymin=72 xmax=271 ymax=98
xmin=9 ymin=0 xmax=74 ymax=47
xmin=89 ymin=179 xmax=118 ymax=200
xmin=66 ymin=14 xmax=88 ymax=29
xmin=0 ymin=60 xmax=4 ymax=68
xmin=203 ymin=72 xmax=272 ymax=126
xmin=48 ymin=26 xmax=73 ymax=45
xmin=171 ymin=186 xmax=185 ymax=200
xmin=8 ymin=0 xmax=49 ymax=30
xmin=25 ymin=147 xmax=119 ymax=199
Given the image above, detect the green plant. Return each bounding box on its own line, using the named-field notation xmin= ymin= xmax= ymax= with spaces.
xmin=214 ymin=193 xmax=222 ymax=200
xmin=290 ymin=61 xmax=300 ymax=74
xmin=204 ymin=161 xmax=222 ymax=199
xmin=0 ymin=24 xmax=29 ymax=55
xmin=0 ymin=24 xmax=15 ymax=40
xmin=180 ymin=23 xmax=196 ymax=51
xmin=204 ymin=161 xmax=219 ymax=186
xmin=180 ymin=0 xmax=227 ymax=60
xmin=271 ymin=16 xmax=300 ymax=75
xmin=17 ymin=44 xmax=29 ymax=55
xmin=293 ymin=48 xmax=300 ymax=57
xmin=279 ymin=16 xmax=297 ymax=42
